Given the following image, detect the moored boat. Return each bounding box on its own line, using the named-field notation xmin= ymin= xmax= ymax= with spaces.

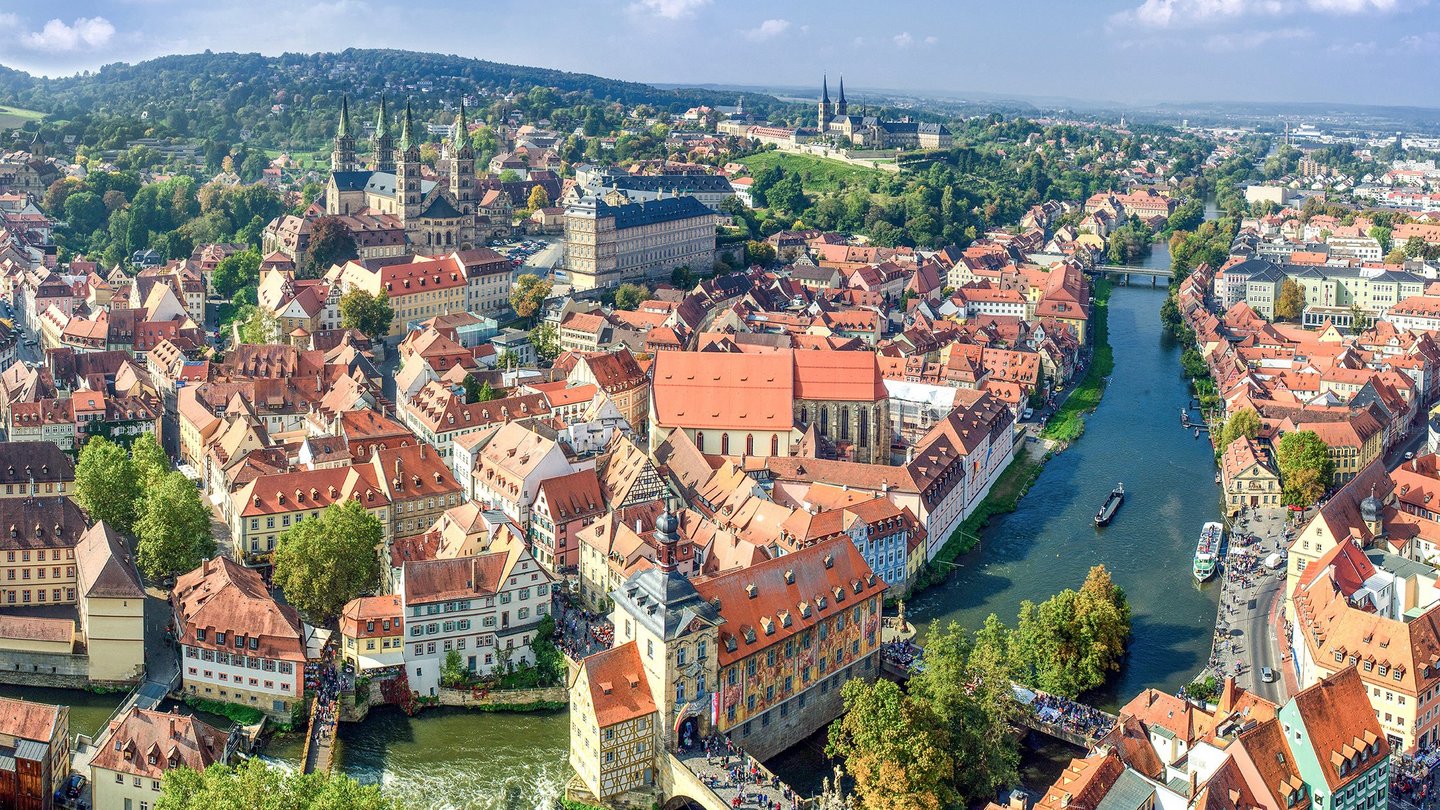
xmin=1094 ymin=483 xmax=1125 ymax=526
xmin=1194 ymin=521 xmax=1222 ymax=582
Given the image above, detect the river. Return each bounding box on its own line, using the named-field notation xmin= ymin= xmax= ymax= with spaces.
xmin=0 ymin=235 xmax=1223 ymax=808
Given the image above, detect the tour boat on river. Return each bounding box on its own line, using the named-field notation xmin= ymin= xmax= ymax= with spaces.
xmin=1094 ymin=483 xmax=1125 ymax=527
xmin=1194 ymin=522 xmax=1223 ymax=582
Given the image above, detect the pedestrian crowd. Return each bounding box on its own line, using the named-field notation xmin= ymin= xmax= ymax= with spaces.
xmin=304 ymin=641 xmax=342 ymax=767
xmin=1030 ymin=692 xmax=1113 ymax=741
xmin=554 ymin=596 xmax=614 ymax=660
xmin=1206 ymin=509 xmax=1287 ymax=685
xmin=1393 ymin=754 xmax=1437 ymax=810
xmin=684 ymin=735 xmax=801 ymax=810
xmin=881 ymin=639 xmax=922 ymax=671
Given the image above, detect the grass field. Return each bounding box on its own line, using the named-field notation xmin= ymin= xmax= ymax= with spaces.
xmin=0 ymin=105 xmax=45 ymax=130
xmin=737 ymin=151 xmax=882 ymax=193
xmin=1041 ymin=278 xmax=1115 ymax=443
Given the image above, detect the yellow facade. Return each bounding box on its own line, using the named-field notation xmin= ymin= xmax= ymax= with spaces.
xmin=0 ymin=546 xmax=76 ymax=607
xmin=80 ymin=594 xmax=145 ymax=682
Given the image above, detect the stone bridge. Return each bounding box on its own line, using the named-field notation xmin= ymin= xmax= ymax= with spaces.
xmin=660 ymin=748 xmax=811 ymax=810
xmin=1092 ymin=265 xmax=1174 ymax=286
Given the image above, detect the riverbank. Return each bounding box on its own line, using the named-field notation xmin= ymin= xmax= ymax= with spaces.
xmin=1041 ymin=278 xmax=1115 ymax=444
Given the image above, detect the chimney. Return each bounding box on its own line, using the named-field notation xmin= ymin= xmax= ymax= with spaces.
xmin=169 ymin=717 xmax=176 ymax=738
xmin=1189 ymin=770 xmax=1199 ymax=799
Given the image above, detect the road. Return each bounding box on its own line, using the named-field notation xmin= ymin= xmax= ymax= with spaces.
xmin=1213 ymin=506 xmax=1291 ymax=705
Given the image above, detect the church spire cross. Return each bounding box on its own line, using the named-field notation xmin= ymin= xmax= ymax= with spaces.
xmin=453 ymin=101 xmax=468 ymax=142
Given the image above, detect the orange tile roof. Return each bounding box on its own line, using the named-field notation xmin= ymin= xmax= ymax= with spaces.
xmin=0 ymin=696 xmax=61 ymax=743
xmin=580 ymin=640 xmax=657 ymax=727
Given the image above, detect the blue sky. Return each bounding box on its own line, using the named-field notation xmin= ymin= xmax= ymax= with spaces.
xmin=0 ymin=0 xmax=1436 ymax=108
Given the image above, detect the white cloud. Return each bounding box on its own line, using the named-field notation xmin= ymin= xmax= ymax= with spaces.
xmin=743 ymin=18 xmax=791 ymax=41
xmin=1401 ymin=30 xmax=1440 ymax=48
xmin=628 ymin=0 xmax=710 ymax=20
xmin=19 ymin=17 xmax=116 ymax=50
xmin=1112 ymin=0 xmax=1412 ymax=27
xmin=1204 ymin=26 xmax=1310 ymax=49
xmin=892 ymin=31 xmax=914 ymax=48
xmin=924 ymin=35 xmax=939 ymax=45
xmin=1327 ymin=39 xmax=1378 ymax=53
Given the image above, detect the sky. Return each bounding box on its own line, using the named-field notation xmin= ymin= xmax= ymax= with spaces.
xmin=0 ymin=0 xmax=1437 ymax=108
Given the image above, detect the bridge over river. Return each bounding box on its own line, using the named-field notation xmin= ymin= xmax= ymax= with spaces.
xmin=1092 ymin=264 xmax=1174 ymax=285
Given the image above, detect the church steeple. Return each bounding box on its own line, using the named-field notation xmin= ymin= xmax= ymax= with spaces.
xmin=372 ymin=96 xmax=395 ymax=173
xmin=836 ymin=76 xmax=847 ymax=117
xmin=396 ymin=101 xmax=422 ymax=223
xmin=819 ymin=75 xmax=832 ymax=130
xmin=331 ymin=94 xmax=356 ymax=172
xmin=450 ymin=100 xmax=476 ymax=220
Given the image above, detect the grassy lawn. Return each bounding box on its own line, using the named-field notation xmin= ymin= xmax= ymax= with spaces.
xmin=0 ymin=105 xmax=45 ymax=129
xmin=1040 ymin=278 xmax=1115 ymax=443
xmin=737 ymin=151 xmax=882 ymax=193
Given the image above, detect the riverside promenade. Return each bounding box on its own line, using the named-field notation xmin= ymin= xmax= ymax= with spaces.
xmin=1202 ymin=507 xmax=1292 ymax=705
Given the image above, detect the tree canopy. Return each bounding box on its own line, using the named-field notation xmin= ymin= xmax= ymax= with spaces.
xmin=157 ymin=758 xmax=395 ymax=810
xmin=272 ymin=500 xmax=383 ymax=623
xmin=340 ymin=289 xmax=394 ymax=341
xmin=1277 ymin=430 xmax=1333 ymax=507
xmin=1275 ymin=279 xmax=1304 ymax=322
xmin=134 ymin=471 xmax=215 ymax=581
xmin=828 ymin=678 xmax=956 ymax=810
xmin=1218 ymin=408 xmax=1261 ymax=451
xmin=74 ymin=437 xmax=140 ymax=534
xmin=510 ymin=273 xmax=551 ymax=322
xmin=303 ymin=216 xmax=359 ymax=277
xmin=613 ymin=283 xmax=648 ymax=311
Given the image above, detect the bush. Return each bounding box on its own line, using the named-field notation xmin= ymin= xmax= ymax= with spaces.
xmin=183 ymin=696 xmax=265 ymax=726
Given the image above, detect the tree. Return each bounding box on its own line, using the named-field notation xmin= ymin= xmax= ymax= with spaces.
xmin=1277 ymin=430 xmax=1333 ymax=507
xmin=670 ymin=266 xmax=696 ymax=290
xmin=1220 ymin=408 xmax=1261 ymax=450
xmin=212 ymin=249 xmax=261 ymax=299
xmin=527 ymin=185 xmax=550 ymax=211
xmin=134 ymin=471 xmax=215 ymax=581
xmin=827 ymin=678 xmax=956 ymax=810
xmin=907 ymin=622 xmax=1021 ymax=803
xmin=441 ymin=649 xmax=470 ymax=687
xmin=530 ymin=322 xmax=560 ymax=364
xmin=744 ymin=240 xmax=777 ymax=268
xmin=157 ymin=758 xmax=394 ymax=810
xmin=531 ymin=613 xmax=564 ymax=686
xmin=1275 ymin=279 xmax=1304 ymax=321
xmin=614 ymin=283 xmax=648 ymax=311
xmin=235 ymin=305 xmax=280 ymax=345
xmin=1404 ymin=236 xmax=1428 ymax=258
xmin=340 ymin=289 xmax=394 ymax=342
xmin=271 ymin=500 xmax=383 ymax=623
xmin=463 ymin=376 xmax=499 ymax=404
xmin=302 ymin=216 xmax=359 ymax=277
xmin=1385 ymin=248 xmax=1409 ymax=265
xmin=129 ymin=433 xmax=171 ymax=516
xmin=74 ymin=437 xmax=140 ymax=533
xmin=1009 ymin=566 xmax=1130 ymax=698
xmin=1369 ymin=225 xmax=1392 ymax=254
xmin=509 ymin=273 xmax=551 ymax=323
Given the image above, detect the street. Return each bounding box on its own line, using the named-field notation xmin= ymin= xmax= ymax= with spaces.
xmin=1208 ymin=506 xmax=1291 ymax=705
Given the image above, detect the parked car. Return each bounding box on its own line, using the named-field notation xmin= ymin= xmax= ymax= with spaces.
xmin=1261 ymin=666 xmax=1275 ymax=683
xmin=65 ymin=774 xmax=85 ymax=799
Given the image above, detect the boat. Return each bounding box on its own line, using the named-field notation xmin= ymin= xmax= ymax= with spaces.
xmin=1194 ymin=522 xmax=1223 ymax=582
xmin=1194 ymin=428 xmax=1201 ymax=438
xmin=1094 ymin=483 xmax=1125 ymax=526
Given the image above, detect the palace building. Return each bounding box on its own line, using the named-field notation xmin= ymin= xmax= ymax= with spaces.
xmin=325 ymin=97 xmax=510 ymax=252
xmin=569 ymin=515 xmax=884 ymax=801
xmin=815 ymin=76 xmax=952 ymax=150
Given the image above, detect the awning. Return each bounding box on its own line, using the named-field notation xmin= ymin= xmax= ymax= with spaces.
xmin=354 ymin=650 xmax=405 ymax=671
xmin=1264 ymin=552 xmax=1284 ymax=569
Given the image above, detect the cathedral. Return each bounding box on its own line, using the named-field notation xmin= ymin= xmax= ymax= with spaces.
xmin=815 ymin=76 xmax=953 ymax=150
xmin=324 ymin=96 xmax=508 ymax=251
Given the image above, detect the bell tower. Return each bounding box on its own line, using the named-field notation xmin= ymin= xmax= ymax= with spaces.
xmin=371 ymin=96 xmax=395 ymax=173
xmin=396 ymin=101 xmax=423 ymax=224
xmin=331 ymin=94 xmax=356 ymax=172
xmin=818 ymin=75 xmax=832 ymax=130
xmin=836 ymin=76 xmax=848 ymax=118
xmin=449 ymin=101 xmax=476 ymax=211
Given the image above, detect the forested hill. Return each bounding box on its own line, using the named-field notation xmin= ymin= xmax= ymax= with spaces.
xmin=0 ymin=49 xmax=782 ymax=148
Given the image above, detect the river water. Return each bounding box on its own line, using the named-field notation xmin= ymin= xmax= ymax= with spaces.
xmin=1 ymin=236 xmax=1223 ymax=807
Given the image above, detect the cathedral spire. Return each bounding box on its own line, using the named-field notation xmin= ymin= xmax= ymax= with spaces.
xmin=453 ymin=101 xmax=469 ymax=143
xmin=372 ymin=95 xmax=395 ymax=174
xmin=337 ymin=94 xmax=351 ymax=138
xmin=375 ymin=95 xmax=389 ymax=138
xmin=400 ymin=101 xmax=415 ymax=151
xmin=837 ymin=76 xmax=847 ymax=117
xmin=822 ymin=74 xmax=830 ymax=105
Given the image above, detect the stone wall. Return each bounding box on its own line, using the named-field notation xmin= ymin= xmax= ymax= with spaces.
xmin=0 ymin=651 xmax=91 ymax=689
xmin=436 ymin=685 xmax=567 ymax=709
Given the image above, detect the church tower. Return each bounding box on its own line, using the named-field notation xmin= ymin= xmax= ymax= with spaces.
xmin=396 ymin=101 xmax=423 ymax=225
xmin=331 ymin=94 xmax=356 ymax=172
xmin=836 ymin=76 xmax=848 ymax=118
xmin=372 ymin=96 xmax=395 ymax=174
xmin=818 ymin=75 xmax=832 ymax=130
xmin=449 ymin=101 xmax=475 ymax=211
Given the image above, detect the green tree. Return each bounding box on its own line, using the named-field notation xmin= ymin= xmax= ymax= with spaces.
xmin=1277 ymin=430 xmax=1333 ymax=507
xmin=235 ymin=305 xmax=279 ymax=345
xmin=614 ymin=283 xmax=648 ymax=311
xmin=212 ymin=248 xmax=261 ymax=300
xmin=527 ymin=185 xmax=550 ymax=211
xmin=1385 ymin=248 xmax=1409 ymax=265
xmin=271 ymin=500 xmax=383 ymax=623
xmin=302 ymin=216 xmax=359 ymax=277
xmin=744 ymin=240 xmax=777 ymax=268
xmin=827 ymin=678 xmax=956 ymax=810
xmin=157 ymin=758 xmax=394 ymax=810
xmin=74 ymin=437 xmax=140 ymax=534
xmin=509 ymin=273 xmax=551 ymax=323
xmin=1220 ymin=408 xmax=1261 ymax=450
xmin=441 ymin=649 xmax=470 ymax=687
xmin=1369 ymin=225 xmax=1392 ymax=253
xmin=134 ymin=471 xmax=215 ymax=581
xmin=907 ymin=622 xmax=1021 ymax=804
xmin=1275 ymin=279 xmax=1304 ymax=321
xmin=1010 ymin=565 xmax=1130 ymax=697
xmin=671 ymin=266 xmax=696 ymax=290
xmin=530 ymin=322 xmax=561 ymax=364
xmin=340 ymin=289 xmax=395 ymax=342
xmin=531 ymin=613 xmax=564 ymax=686
xmin=463 ymin=376 xmax=499 ymax=404
xmin=1404 ymin=236 xmax=1427 ymax=258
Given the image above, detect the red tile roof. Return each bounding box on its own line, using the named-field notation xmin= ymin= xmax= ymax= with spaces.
xmin=579 ymin=640 xmax=657 ymax=727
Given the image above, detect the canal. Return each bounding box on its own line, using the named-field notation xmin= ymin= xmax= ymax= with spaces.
xmin=0 ymin=239 xmax=1223 ymax=809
